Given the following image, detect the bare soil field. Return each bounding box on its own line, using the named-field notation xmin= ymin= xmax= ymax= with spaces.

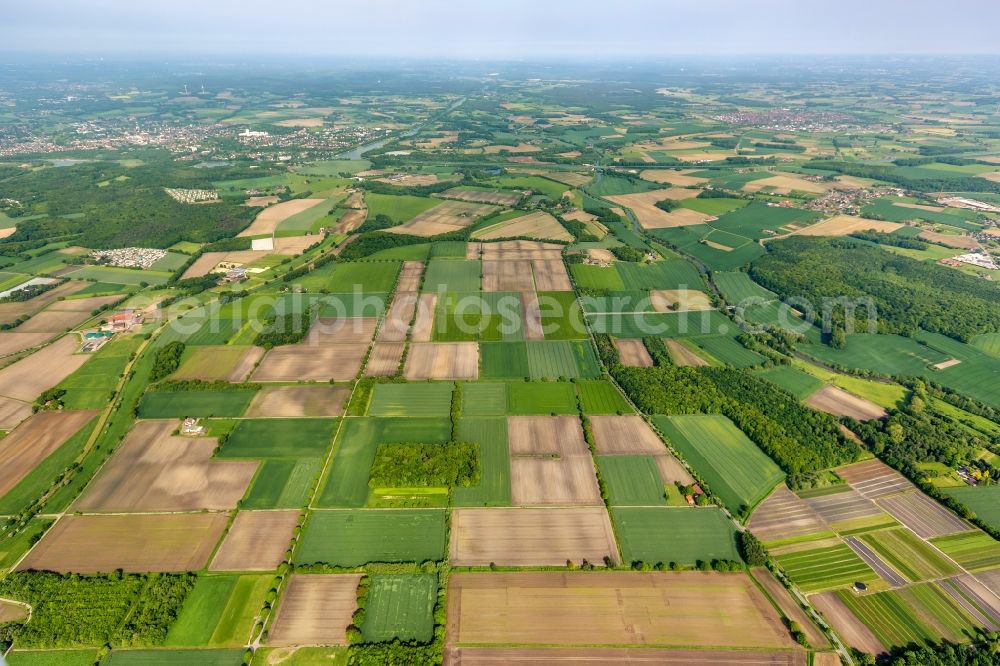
xmin=0 ymin=331 xmax=53 ymax=357
xmin=651 ymin=289 xmax=713 ymax=312
xmin=614 ymin=338 xmax=653 ymax=367
xmin=334 ymin=208 xmax=366 ymax=235
xmin=800 ymin=487 xmax=885 ymax=526
xmin=180 ymin=250 xmax=271 ymax=279
xmin=450 ymin=507 xmax=619 ymax=566
xmin=227 ymin=346 xmax=265 ymax=382
xmin=639 ymin=170 xmax=710 ymax=187
xmin=378 ymin=173 xmax=448 ymax=187
xmin=508 ymin=416 xmax=588 ymax=456
xmin=510 ymin=456 xmax=603 ymax=506
xmin=448 ymin=647 xmax=805 ymax=665
xmin=0 ymin=281 xmax=86 ymax=326
xmin=396 ymin=261 xmax=425 ymax=291
xmin=379 ymin=293 xmax=417 ymax=342
xmin=530 ymin=259 xmax=572 ymax=291
xmin=48 ymin=295 xmax=125 ymax=312
xmin=521 ymin=293 xmax=545 ymax=340
xmin=404 ymin=342 xmax=479 ymax=380
xmin=792 ymin=215 xmax=902 ymax=237
xmin=562 ymin=209 xmax=599 ymax=223
xmin=606 ymin=190 xmax=712 ymax=229
xmin=589 ymin=415 xmax=664 ymax=455
xmin=751 ymin=568 xmax=829 ymax=649
xmin=410 ymin=294 xmax=437 ymax=342
xmin=247 ymin=195 xmax=280 ymax=207
xmin=747 ymin=486 xmax=828 ymax=544
xmin=19 ymin=512 xmax=229 ymax=573
xmin=0 ymin=600 xmax=28 ymax=623
xmin=465 ymin=242 xmax=482 ymax=259
xmin=0 ymin=410 xmax=96 ymax=498
xmin=253 ymin=344 xmax=369 ymax=382
xmin=836 ymin=460 xmax=914 ymax=499
xmin=479 ymin=240 xmax=563 ymax=261
xmin=307 ymin=317 xmax=379 ymax=345
xmin=246 ymin=385 xmax=350 ymax=417
xmin=894 ymin=202 xmax=945 ymax=213
xmin=507 ymin=168 xmax=591 ymax=187
xmin=877 ymin=491 xmax=969 ymax=538
xmin=919 ymin=230 xmax=979 ymax=249
xmin=744 ymin=174 xmax=832 ymax=195
xmin=388 ymin=201 xmax=497 ymax=237
xmin=269 ymin=574 xmax=362 ymax=647
xmin=364 ymin=342 xmax=405 ymax=377
xmin=15 ymin=309 xmax=93 ymax=333
xmin=586 ymin=248 xmax=615 ymax=264
xmin=275 ymin=118 xmax=324 ymax=127
xmin=238 ymin=198 xmax=325 ymax=237
xmin=654 ymin=453 xmax=696 ymax=487
xmin=440 ymin=188 xmax=523 ymax=206
xmin=274 ymin=235 xmax=320 ymax=255
xmin=482 ymin=259 xmax=535 ymax=292
xmin=810 ymin=592 xmax=885 ymax=655
xmin=473 ymin=212 xmax=572 ymax=242
xmin=805 ymin=385 xmax=887 ymax=421
xmin=0 ymin=396 xmax=32 ymax=430
xmin=932 ymin=358 xmax=962 ymax=370
xmin=0 ymin=335 xmax=91 ymax=402
xmin=482 ymin=143 xmax=540 ymax=154
xmin=211 ymin=510 xmax=300 ymax=571
xmin=447 ymin=572 xmax=795 ymax=649
xmin=73 ymin=420 xmax=257 ymax=512
xmin=664 ymin=339 xmax=708 ymax=367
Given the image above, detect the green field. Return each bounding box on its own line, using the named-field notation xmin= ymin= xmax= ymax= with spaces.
xmin=654 ymin=415 xmax=784 ymax=513
xmin=64 ymin=265 xmax=171 ymax=286
xmin=616 ymin=259 xmax=703 ymax=291
xmin=930 ymin=531 xmax=1000 ymax=572
xmin=943 ymin=486 xmax=1000 ymax=533
xmin=102 ymin=650 xmax=244 ymax=666
xmin=461 ymin=382 xmax=508 ymax=416
xmin=296 ymin=510 xmax=447 ymax=566
xmin=250 ymin=648 xmax=347 ymax=666
xmin=506 ymin=381 xmax=578 ymax=415
xmin=970 ymin=333 xmax=1000 ymax=359
xmin=277 ymin=196 xmax=344 ymax=233
xmin=6 ymin=650 xmax=100 ymax=666
xmin=361 ymin=574 xmax=437 ymax=643
xmin=479 ymin=342 xmax=531 ymax=378
xmin=612 ymin=507 xmax=740 ymax=565
xmin=713 ymin=271 xmax=776 ymax=304
xmin=422 ymin=259 xmax=481 ymax=292
xmin=368 ymin=382 xmax=453 ymax=417
xmin=773 ymin=542 xmax=879 ymax=593
xmin=598 ymin=456 xmax=666 ymax=506
xmin=525 ymin=340 xmax=600 ymax=379
xmin=317 ymin=417 xmax=452 ymax=507
xmin=366 ymin=192 xmax=442 ymax=222
xmin=859 ymin=528 xmax=960 ymax=582
xmin=452 ymin=417 xmax=511 ymax=506
xmin=537 ymin=291 xmax=587 ymax=340
xmin=218 ymin=419 xmax=337 ymax=459
xmin=791 ymin=359 xmax=908 ymax=409
xmin=649 ymin=225 xmax=765 ymax=271
xmin=689 ymin=334 xmax=765 ymax=368
xmin=576 ymin=380 xmax=633 ymax=414
xmin=243 ymin=459 xmax=322 ymax=509
xmin=166 ymin=574 xmax=270 ymax=647
xmin=570 ymin=264 xmax=625 ymax=291
xmin=588 ymin=309 xmax=733 ymax=339
xmin=756 ymin=365 xmax=824 ymax=399
xmin=137 ymin=390 xmax=256 ymax=418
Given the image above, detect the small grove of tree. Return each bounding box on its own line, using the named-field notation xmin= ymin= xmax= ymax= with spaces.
xmin=738 ymin=531 xmax=767 ymax=567
xmin=654 ymin=198 xmax=680 ymax=212
xmin=149 ymin=341 xmax=185 ymax=382
xmin=369 ymin=442 xmax=480 ymax=488
xmin=611 ymin=245 xmax=647 ymax=263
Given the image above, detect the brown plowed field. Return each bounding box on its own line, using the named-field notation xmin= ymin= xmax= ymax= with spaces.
xmin=16 ymin=309 xmax=90 ymax=333
xmin=274 ymin=235 xmax=319 ymax=256
xmin=404 ymin=342 xmax=479 ymax=380
xmin=510 ymin=457 xmax=603 ymax=506
xmin=0 ymin=332 xmax=53 ymax=357
xmin=210 ymin=510 xmax=300 ymax=571
xmin=19 ymin=513 xmax=229 ymax=573
xmin=0 ymin=335 xmax=91 ymax=402
xmin=805 ymin=385 xmax=886 ymax=421
xmin=388 ymin=200 xmax=497 ymax=237
xmin=480 ymin=240 xmax=563 ymax=261
xmin=306 ymin=317 xmax=378 ymax=344
xmin=811 ymin=592 xmax=885 ymax=655
xmin=465 ymin=242 xmax=482 ymax=259
xmin=639 ymin=170 xmax=710 ymax=187
xmin=269 ymin=574 xmax=362 ymax=646
xmin=246 ymin=385 xmax=350 ymax=417
xmin=482 ymin=259 xmax=535 ymax=292
xmin=364 ymin=342 xmax=405 ymax=377
xmin=474 ymin=212 xmax=573 ymax=242
xmin=748 ymin=486 xmax=828 ymax=544
xmin=508 ymin=416 xmax=588 ymax=456
xmin=0 ymin=396 xmax=32 ymax=430
xmin=530 ymin=259 xmax=572 ymax=291
xmin=253 ymin=344 xmax=369 ymax=382
xmin=334 ymin=208 xmax=366 ymax=235
xmin=836 ymin=459 xmax=913 ymax=498
xmin=378 ymin=293 xmax=417 ymax=342
xmin=651 ymin=289 xmax=713 ymax=312
xmin=0 ymin=410 xmax=96 ymax=498
xmin=750 ymin=568 xmax=829 ymax=648
xmin=521 ymin=293 xmax=545 ymax=340
xmin=0 ymin=281 xmax=86 ymax=326
xmin=448 ymin=647 xmax=805 ymax=665
xmin=450 ymin=507 xmax=619 ymax=566
xmin=655 ymin=453 xmax=696 ymax=486
xmin=614 ymin=338 xmax=653 ymax=367
xmin=410 ymin=294 xmax=437 ymax=342
xmin=589 ymin=415 xmax=664 ymax=455
xmin=238 ymin=198 xmax=324 ymax=237
xmin=227 ymin=346 xmax=265 ymax=381
xmin=606 ymin=190 xmax=710 ymax=229
xmin=792 ymin=215 xmax=901 ymax=237
xmin=440 ymin=188 xmax=522 ymax=206
xmin=802 ymin=487 xmax=885 ymax=526
xmin=447 ymin=572 xmax=796 ymax=649
xmin=48 ymin=295 xmax=124 ymax=312
xmin=877 ymin=492 xmax=969 ymax=538
xmin=664 ymin=339 xmax=708 ymax=366
xmin=396 ymin=261 xmax=425 ymax=291
xmin=73 ymin=420 xmax=257 ymax=512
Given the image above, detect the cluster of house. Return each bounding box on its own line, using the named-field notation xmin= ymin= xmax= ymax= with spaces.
xmin=164 ymin=188 xmax=220 ymax=204
xmin=942 ymin=251 xmax=999 ymax=271
xmin=101 ymin=309 xmax=144 ymax=333
xmin=89 ymin=247 xmax=167 ymax=270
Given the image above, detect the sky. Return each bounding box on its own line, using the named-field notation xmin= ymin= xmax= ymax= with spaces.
xmin=5 ymin=0 xmax=1000 ymax=58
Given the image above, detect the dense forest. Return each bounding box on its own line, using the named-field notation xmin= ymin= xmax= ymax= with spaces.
xmin=749 ymin=237 xmax=1000 ymax=342
xmin=369 ymin=442 xmax=479 ymax=487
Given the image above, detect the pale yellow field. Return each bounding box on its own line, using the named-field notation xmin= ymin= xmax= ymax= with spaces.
xmin=793 ymin=215 xmax=903 ymax=237
xmin=744 ymin=173 xmax=832 ymax=195
xmin=473 ymin=211 xmax=572 ymax=242
xmin=238 ymin=198 xmax=325 ymax=237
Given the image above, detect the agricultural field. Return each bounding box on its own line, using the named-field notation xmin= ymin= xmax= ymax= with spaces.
xmin=612 ymin=507 xmax=740 ymax=565
xmin=295 ymin=510 xmax=448 ymax=566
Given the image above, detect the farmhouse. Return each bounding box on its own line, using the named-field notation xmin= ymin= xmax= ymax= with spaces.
xmin=101 ymin=309 xmax=143 ymax=332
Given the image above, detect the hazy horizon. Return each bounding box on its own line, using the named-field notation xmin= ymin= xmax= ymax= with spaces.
xmin=6 ymin=0 xmax=1000 ymax=58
